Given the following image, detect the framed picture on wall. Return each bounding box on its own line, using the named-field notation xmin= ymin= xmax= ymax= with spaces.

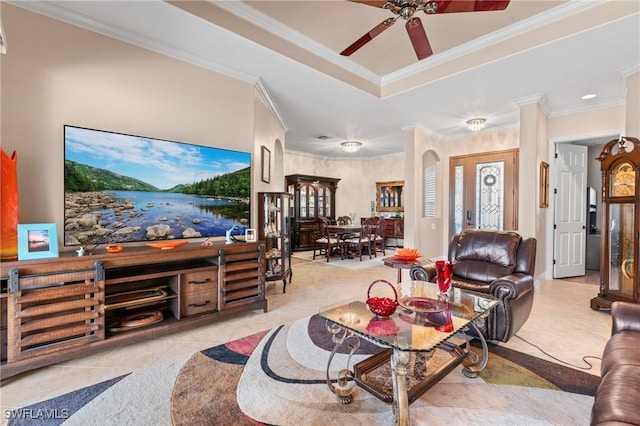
xmin=261 ymin=146 xmax=271 ymax=183
xmin=17 ymin=223 xmax=59 ymax=260
xmin=539 ymin=161 xmax=549 ymax=208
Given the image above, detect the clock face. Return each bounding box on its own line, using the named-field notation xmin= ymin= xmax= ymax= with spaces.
xmin=611 ymin=163 xmax=636 ymax=197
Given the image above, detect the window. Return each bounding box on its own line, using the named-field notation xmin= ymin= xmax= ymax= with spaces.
xmin=422 ymin=150 xmax=439 ymax=218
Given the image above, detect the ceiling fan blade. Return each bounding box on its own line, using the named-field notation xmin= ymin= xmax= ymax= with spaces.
xmin=423 ymin=1 xmax=510 ymax=14
xmin=405 ymin=17 xmax=432 ymax=60
xmin=340 ymin=18 xmax=396 ymax=56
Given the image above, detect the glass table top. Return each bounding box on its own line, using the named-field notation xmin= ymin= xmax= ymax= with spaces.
xmin=319 ymin=280 xmax=498 ymax=352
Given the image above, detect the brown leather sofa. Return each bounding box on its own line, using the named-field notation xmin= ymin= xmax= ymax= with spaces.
xmin=409 ymin=229 xmax=536 ymax=343
xmin=591 ymin=301 xmax=640 ymax=426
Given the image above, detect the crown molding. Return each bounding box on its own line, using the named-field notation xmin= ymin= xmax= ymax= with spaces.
xmin=401 ymin=123 xmax=446 ymax=140
xmin=382 ymin=1 xmax=601 ymax=85
xmin=621 ymin=61 xmax=640 ymax=78
xmin=548 ymin=97 xmax=626 ymax=118
xmin=214 ymin=1 xmax=382 ymax=85
xmin=513 ymin=93 xmax=551 ymax=116
xmin=9 ymin=1 xmax=260 ymax=85
xmin=255 ymin=78 xmax=288 ymax=132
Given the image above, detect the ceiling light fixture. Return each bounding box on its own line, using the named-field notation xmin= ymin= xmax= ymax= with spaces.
xmin=341 ymin=141 xmax=362 ymax=153
xmin=582 ymin=93 xmax=596 ymax=100
xmin=466 ymin=118 xmax=486 ymax=132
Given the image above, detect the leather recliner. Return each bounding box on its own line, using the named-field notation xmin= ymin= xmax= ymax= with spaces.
xmin=409 ymin=229 xmax=537 ymax=343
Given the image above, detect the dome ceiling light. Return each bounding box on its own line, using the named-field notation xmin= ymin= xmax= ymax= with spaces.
xmin=341 ymin=141 xmax=362 ymax=153
xmin=466 ymin=118 xmax=486 ymax=132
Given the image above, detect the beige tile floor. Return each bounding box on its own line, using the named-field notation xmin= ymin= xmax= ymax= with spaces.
xmin=0 ymin=257 xmax=611 ymax=420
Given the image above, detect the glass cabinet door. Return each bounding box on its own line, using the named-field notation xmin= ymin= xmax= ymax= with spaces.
xmin=608 ymin=203 xmax=636 ymax=298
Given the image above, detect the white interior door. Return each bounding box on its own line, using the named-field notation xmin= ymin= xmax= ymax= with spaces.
xmin=553 ymin=143 xmax=588 ymax=278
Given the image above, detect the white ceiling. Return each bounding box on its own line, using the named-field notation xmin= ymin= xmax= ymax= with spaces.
xmin=10 ymin=0 xmax=640 ymax=158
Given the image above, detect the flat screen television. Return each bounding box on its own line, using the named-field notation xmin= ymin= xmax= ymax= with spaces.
xmin=63 ymin=125 xmax=251 ymax=247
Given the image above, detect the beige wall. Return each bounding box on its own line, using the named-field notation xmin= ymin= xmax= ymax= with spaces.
xmin=548 ymin=106 xmax=626 ymax=140
xmin=404 ymin=128 xmax=445 ymax=259
xmin=1 ymin=5 xmax=265 ymax=248
xmin=253 ymin=89 xmax=287 ymax=194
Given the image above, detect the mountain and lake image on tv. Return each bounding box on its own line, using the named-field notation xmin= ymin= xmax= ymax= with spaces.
xmin=63 ymin=125 xmax=251 ymax=247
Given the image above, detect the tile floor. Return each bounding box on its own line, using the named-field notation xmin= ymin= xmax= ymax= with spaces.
xmin=0 ymin=257 xmax=612 ymax=420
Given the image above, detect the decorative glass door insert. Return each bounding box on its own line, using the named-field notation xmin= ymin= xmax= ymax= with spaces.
xmin=450 ymin=149 xmax=518 ymax=237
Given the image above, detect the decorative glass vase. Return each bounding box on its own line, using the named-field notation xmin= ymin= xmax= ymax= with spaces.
xmin=435 ymin=260 xmax=453 ymax=302
xmin=1 ymin=149 xmax=18 ymax=260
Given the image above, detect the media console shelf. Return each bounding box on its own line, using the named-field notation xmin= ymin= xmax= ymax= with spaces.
xmin=0 ymin=241 xmax=266 ymax=379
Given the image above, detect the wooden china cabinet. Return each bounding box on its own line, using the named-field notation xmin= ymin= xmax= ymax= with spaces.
xmin=286 ymin=174 xmax=340 ymax=250
xmin=591 ymin=136 xmax=640 ymax=310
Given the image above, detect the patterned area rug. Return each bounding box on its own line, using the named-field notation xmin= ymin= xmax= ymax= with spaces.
xmin=8 ymin=315 xmax=599 ymax=425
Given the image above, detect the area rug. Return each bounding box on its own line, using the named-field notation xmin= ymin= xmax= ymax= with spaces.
xmin=292 ymin=250 xmax=388 ymax=271
xmin=8 ymin=315 xmax=599 ymax=426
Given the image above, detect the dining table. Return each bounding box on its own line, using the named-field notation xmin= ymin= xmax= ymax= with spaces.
xmin=327 ymin=223 xmax=362 ymax=237
xmin=327 ymin=224 xmax=362 ymax=259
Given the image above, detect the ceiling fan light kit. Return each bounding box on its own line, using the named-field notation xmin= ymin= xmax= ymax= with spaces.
xmin=466 ymin=118 xmax=486 ymax=132
xmin=342 ymin=0 xmax=511 ymax=61
xmin=341 ymin=141 xmax=363 ymax=153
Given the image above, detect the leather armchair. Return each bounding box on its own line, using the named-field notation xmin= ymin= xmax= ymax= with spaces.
xmin=409 ymin=229 xmax=537 ymax=342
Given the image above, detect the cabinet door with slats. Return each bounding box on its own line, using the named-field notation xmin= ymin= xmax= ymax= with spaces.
xmin=7 ymin=266 xmax=104 ymax=362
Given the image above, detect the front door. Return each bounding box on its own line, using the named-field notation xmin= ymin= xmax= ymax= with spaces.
xmin=449 ymin=149 xmax=519 ymax=238
xmin=553 ymin=143 xmax=588 ymax=278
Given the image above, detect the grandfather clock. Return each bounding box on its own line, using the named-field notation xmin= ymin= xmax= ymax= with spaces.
xmin=591 ymin=136 xmax=640 ymax=310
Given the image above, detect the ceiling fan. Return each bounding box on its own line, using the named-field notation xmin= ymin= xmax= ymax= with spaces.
xmin=341 ymin=1 xmax=511 ymax=60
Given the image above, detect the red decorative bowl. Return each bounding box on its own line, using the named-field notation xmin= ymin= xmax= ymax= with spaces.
xmin=395 ymin=248 xmax=421 ymax=260
xmin=366 ymin=279 xmax=399 ymax=318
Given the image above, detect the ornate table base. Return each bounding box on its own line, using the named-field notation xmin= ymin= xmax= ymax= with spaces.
xmin=325 ymin=320 xmax=490 ymax=426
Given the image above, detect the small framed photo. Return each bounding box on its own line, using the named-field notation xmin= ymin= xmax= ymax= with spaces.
xmin=539 ymin=161 xmax=549 ymax=208
xmin=18 ymin=223 xmax=59 ymax=260
xmin=261 ymin=145 xmax=271 ymax=184
xmin=245 ymin=228 xmax=257 ymax=242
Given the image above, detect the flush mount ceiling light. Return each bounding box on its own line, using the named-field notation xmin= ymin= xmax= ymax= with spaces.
xmin=582 ymin=93 xmax=597 ymax=100
xmin=341 ymin=141 xmax=362 ymax=153
xmin=466 ymin=118 xmax=486 ymax=132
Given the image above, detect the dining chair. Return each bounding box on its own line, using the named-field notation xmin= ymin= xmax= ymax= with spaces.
xmin=371 ymin=217 xmax=386 ymax=257
xmin=343 ymin=218 xmax=374 ymax=261
xmin=312 ymin=217 xmax=342 ymax=262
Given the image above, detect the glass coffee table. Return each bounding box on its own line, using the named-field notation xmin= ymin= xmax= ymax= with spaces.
xmin=319 ymin=280 xmax=498 ymax=426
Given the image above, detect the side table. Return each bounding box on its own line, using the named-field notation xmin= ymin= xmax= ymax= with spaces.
xmin=382 ymin=256 xmax=423 ymax=282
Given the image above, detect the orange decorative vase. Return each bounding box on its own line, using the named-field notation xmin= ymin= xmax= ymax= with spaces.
xmin=1 ymin=149 xmax=19 ymax=260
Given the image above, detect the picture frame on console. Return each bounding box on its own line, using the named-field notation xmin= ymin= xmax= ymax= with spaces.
xmin=245 ymin=228 xmax=257 ymax=242
xmin=17 ymin=223 xmax=59 ymax=260
xmin=261 ymin=145 xmax=271 ymax=183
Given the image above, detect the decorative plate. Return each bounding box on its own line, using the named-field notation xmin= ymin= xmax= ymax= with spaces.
xmin=398 ymin=296 xmax=447 ymax=313
xmin=146 ymin=241 xmax=188 ymax=250
xmin=395 ymin=248 xmax=422 ymax=260
xmin=105 ymin=288 xmax=168 ymax=310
